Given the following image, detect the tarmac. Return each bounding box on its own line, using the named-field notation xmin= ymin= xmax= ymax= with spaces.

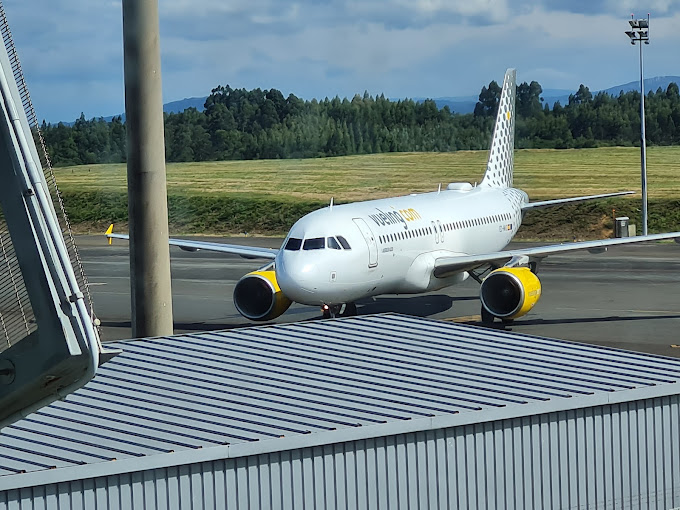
xmin=77 ymin=235 xmax=680 ymax=357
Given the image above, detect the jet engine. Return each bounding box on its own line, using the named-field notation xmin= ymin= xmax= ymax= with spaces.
xmin=233 ymin=269 xmax=292 ymax=321
xmin=480 ymin=267 xmax=542 ymax=320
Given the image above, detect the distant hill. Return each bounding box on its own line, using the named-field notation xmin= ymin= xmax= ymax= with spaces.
xmin=86 ymin=96 xmax=207 ymax=124
xmin=426 ymin=78 xmax=680 ymax=113
xmin=539 ymin=78 xmax=680 ymax=109
xmin=163 ymin=96 xmax=207 ymax=114
xmin=601 ymin=76 xmax=680 ymax=95
xmin=75 ymin=76 xmax=680 ymax=124
xmin=421 ymin=88 xmax=577 ymax=114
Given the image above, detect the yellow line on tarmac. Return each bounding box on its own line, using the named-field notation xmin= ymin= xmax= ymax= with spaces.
xmin=443 ymin=315 xmax=481 ymax=323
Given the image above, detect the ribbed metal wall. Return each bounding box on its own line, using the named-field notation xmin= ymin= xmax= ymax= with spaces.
xmin=2 ymin=395 xmax=679 ymax=509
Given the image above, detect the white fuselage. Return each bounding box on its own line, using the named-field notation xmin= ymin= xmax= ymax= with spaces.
xmin=275 ymin=185 xmax=528 ymax=306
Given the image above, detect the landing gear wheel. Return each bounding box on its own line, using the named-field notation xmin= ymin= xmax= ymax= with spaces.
xmin=481 ymin=306 xmax=495 ymax=324
xmin=501 ymin=318 xmax=514 ymax=326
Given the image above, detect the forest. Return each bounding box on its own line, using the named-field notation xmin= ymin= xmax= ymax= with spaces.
xmin=39 ymin=79 xmax=680 ymax=167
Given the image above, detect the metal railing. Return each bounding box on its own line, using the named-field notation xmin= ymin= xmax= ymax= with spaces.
xmin=0 ymin=3 xmax=97 ymax=353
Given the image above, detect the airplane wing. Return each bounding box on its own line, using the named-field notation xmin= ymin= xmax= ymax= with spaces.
xmin=522 ymin=191 xmax=635 ymax=210
xmin=105 ymin=224 xmax=279 ymax=260
xmin=433 ymin=232 xmax=680 ymax=278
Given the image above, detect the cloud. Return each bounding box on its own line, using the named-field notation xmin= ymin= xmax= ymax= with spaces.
xmin=517 ymin=0 xmax=680 ymax=15
xmin=3 ymin=0 xmax=123 ymax=121
xmin=2 ymin=0 xmax=679 ymax=122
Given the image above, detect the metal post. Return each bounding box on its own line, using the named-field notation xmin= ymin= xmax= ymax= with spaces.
xmin=625 ymin=14 xmax=650 ymax=236
xmin=639 ymin=39 xmax=648 ymax=235
xmin=122 ymin=0 xmax=174 ymax=337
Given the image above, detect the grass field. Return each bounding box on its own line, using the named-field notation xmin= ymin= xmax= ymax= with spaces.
xmin=52 ymin=146 xmax=680 ymax=238
xmin=54 ymin=146 xmax=680 ymax=202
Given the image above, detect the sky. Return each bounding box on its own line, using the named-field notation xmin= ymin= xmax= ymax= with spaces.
xmin=2 ymin=0 xmax=680 ymax=124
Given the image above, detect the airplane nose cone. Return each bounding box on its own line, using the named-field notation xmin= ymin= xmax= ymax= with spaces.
xmin=276 ymin=253 xmax=321 ymax=304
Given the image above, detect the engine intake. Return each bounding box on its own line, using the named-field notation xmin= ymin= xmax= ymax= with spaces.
xmin=480 ymin=267 xmax=541 ymax=319
xmin=233 ymin=270 xmax=292 ymax=321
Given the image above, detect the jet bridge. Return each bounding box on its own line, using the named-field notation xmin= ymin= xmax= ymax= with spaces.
xmin=0 ymin=3 xmax=111 ymax=429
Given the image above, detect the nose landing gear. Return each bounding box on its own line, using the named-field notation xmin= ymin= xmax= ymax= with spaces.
xmin=321 ymin=302 xmax=357 ymax=319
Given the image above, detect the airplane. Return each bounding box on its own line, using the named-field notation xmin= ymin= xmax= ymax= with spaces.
xmin=106 ymin=68 xmax=680 ymax=324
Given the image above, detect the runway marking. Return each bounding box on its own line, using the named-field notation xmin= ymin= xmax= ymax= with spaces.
xmin=88 ymin=282 xmax=108 ymax=286
xmin=443 ymin=315 xmax=481 ymax=323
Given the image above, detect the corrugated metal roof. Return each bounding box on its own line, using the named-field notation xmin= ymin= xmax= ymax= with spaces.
xmin=2 ymin=313 xmax=680 ymax=490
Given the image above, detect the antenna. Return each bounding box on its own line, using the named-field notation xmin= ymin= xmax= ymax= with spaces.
xmin=329 ymin=197 xmax=334 ymax=211
xmin=438 ymin=183 xmax=442 ymax=194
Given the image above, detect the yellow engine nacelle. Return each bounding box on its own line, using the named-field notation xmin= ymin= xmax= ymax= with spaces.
xmin=233 ymin=270 xmax=292 ymax=321
xmin=480 ymin=267 xmax=542 ymax=320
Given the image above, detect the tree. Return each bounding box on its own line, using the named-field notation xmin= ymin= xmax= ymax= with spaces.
xmin=517 ymin=81 xmax=543 ymax=118
xmin=474 ymin=81 xmax=502 ymax=117
xmin=569 ymin=84 xmax=593 ymax=105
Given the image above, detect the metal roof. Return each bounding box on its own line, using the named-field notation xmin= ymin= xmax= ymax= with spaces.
xmin=3 ymin=313 xmax=680 ymax=490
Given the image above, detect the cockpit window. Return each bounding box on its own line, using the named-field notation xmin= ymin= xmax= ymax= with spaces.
xmin=303 ymin=237 xmax=325 ymax=250
xmin=285 ymin=237 xmax=302 ymax=251
xmin=327 ymin=237 xmax=342 ymax=250
xmin=337 ymin=236 xmax=351 ymax=250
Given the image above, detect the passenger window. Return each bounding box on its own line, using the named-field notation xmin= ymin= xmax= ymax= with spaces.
xmin=337 ymin=236 xmax=351 ymax=250
xmin=327 ymin=237 xmax=342 ymax=250
xmin=285 ymin=238 xmax=302 ymax=251
xmin=303 ymin=237 xmax=325 ymax=250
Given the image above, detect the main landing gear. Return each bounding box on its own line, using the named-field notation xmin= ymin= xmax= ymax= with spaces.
xmin=322 ymin=302 xmax=357 ymax=319
xmin=480 ymin=305 xmax=514 ymax=326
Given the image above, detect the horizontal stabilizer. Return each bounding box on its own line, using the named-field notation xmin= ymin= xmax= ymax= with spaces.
xmin=522 ymin=191 xmax=635 ymax=211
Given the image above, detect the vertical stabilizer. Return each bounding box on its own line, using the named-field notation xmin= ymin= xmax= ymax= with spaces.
xmin=480 ymin=68 xmax=516 ymax=188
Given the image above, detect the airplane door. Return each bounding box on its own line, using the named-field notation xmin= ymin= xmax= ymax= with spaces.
xmin=437 ymin=220 xmax=444 ymax=243
xmin=353 ymin=218 xmax=378 ymax=268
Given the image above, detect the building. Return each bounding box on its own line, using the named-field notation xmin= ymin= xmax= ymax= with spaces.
xmin=2 ymin=314 xmax=680 ymax=508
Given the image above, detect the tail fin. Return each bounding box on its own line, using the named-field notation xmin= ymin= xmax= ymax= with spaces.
xmin=480 ymin=68 xmax=516 ymax=188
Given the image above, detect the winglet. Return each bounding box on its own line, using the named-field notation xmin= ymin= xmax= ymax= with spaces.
xmin=105 ymin=224 xmax=114 ymax=245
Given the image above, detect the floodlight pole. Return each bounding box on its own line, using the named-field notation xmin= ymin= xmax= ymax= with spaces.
xmin=626 ymin=13 xmax=650 ymax=236
xmin=639 ymin=36 xmax=647 ymax=236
